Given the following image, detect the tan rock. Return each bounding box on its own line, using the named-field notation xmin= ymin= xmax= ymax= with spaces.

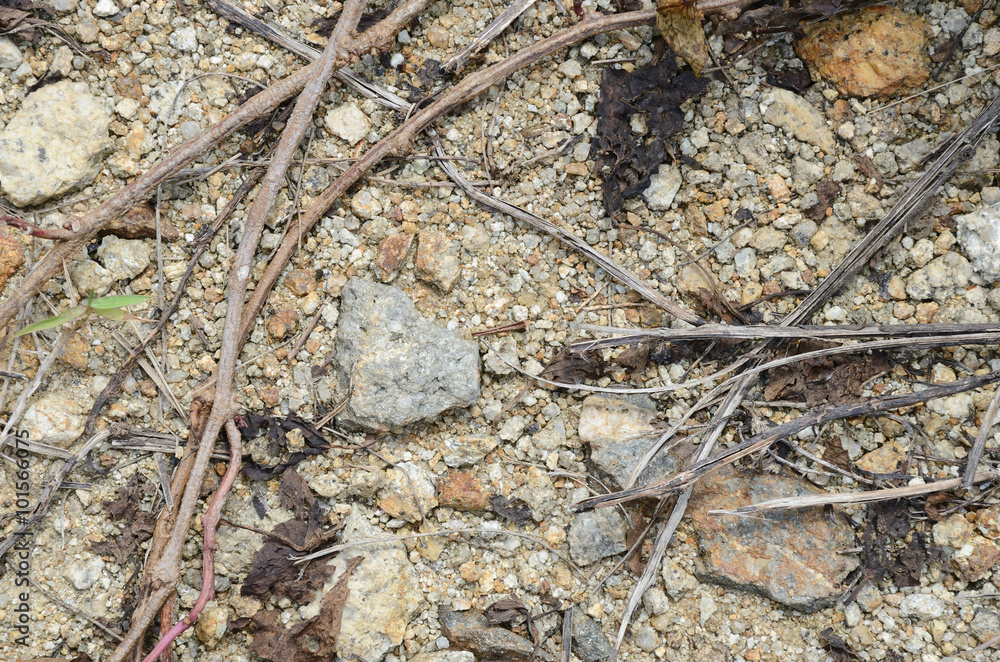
xmin=796 ymin=6 xmax=930 ymax=98
xmin=375 ymin=233 xmax=414 ymax=282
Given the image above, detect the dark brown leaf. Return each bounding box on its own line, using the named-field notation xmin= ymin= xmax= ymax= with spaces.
xmin=279 ymin=467 xmax=318 ymax=521
xmin=819 ymin=627 xmax=860 ymax=662
xmin=238 ymin=412 xmax=331 ymax=479
xmin=541 ymin=348 xmax=605 ymax=385
xmin=892 ymin=533 xmax=928 ymax=588
xmin=485 ymin=596 xmax=529 ymax=625
xmin=250 ymin=556 xmax=362 ymax=662
xmin=656 ymin=3 xmax=708 ymax=76
xmin=242 ymin=517 xmax=343 ymax=601
xmin=854 ymin=154 xmax=884 ymax=192
xmin=805 ymin=179 xmax=841 ymax=220
xmin=625 ymin=508 xmax=650 ymax=577
xmin=490 ymin=495 xmax=533 ymax=525
xmin=615 ymin=344 xmax=650 ymax=376
xmin=596 ymin=53 xmax=706 ymax=215
xmin=90 ymin=474 xmax=158 ymax=564
xmin=764 ymin=344 xmax=890 ymax=407
xmin=767 ymin=68 xmax=812 ymax=93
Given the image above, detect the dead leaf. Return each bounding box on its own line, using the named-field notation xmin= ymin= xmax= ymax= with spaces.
xmin=279 ymin=467 xmax=318 ymax=521
xmin=490 ymin=495 xmax=533 ymax=524
xmin=764 ymin=342 xmax=890 ymax=407
xmin=625 ymin=508 xmax=651 ymax=577
xmin=656 ymin=1 xmax=708 ymax=76
xmin=595 ymin=53 xmax=706 ymax=215
xmin=819 ymin=627 xmax=860 ymax=662
xmin=250 ymin=556 xmax=362 ymax=662
xmin=90 ymin=474 xmax=158 ymax=564
xmin=485 ymin=596 xmax=529 ymax=625
xmin=854 ymin=154 xmax=884 ymax=192
xmin=238 ymin=412 xmax=331 ymax=480
xmin=767 ymin=68 xmax=812 ymax=93
xmin=892 ymin=532 xmax=928 ymax=588
xmin=805 ymin=179 xmax=841 ymax=220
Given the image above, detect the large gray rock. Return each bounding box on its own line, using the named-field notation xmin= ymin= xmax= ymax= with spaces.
xmin=324 ymin=505 xmax=423 ymax=662
xmin=335 ymin=278 xmax=480 ymax=430
xmin=0 ymin=81 xmax=111 ymax=207
xmin=957 ymin=201 xmax=1000 ymax=283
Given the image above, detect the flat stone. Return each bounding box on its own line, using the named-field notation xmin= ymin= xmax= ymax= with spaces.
xmin=483 ymin=335 xmax=520 ymax=376
xmin=194 ymin=602 xmax=228 ymax=647
xmin=326 ymin=505 xmax=423 ymax=662
xmin=410 ymin=653 xmax=475 ymax=662
xmin=956 ymin=201 xmax=1000 ymax=283
xmin=437 ymin=470 xmax=489 ymax=511
xmin=283 ymin=269 xmax=315 ymax=296
xmin=568 ymin=508 xmax=627 ymax=566
xmin=70 ymin=259 xmax=113 ymax=297
xmin=23 ymin=392 xmax=86 ymax=447
xmin=906 ymin=252 xmax=972 ymax=301
xmin=688 ymin=466 xmax=859 ymax=612
xmin=578 ymin=395 xmax=689 ymax=490
xmin=572 ymin=612 xmax=612 ymax=662
xmin=0 ymin=81 xmax=112 ymax=207
xmin=377 ymin=461 xmax=438 ymax=523
xmin=796 ymin=6 xmax=930 ymax=98
xmin=442 ymin=435 xmax=498 ymax=467
xmin=439 ymin=608 xmax=535 ymax=660
xmin=334 ymin=278 xmax=480 ymax=430
xmin=64 ymin=556 xmax=104 ymax=590
xmin=97 ymin=236 xmax=150 ymax=280
xmin=643 ymin=164 xmax=682 ymax=210
xmin=661 ymin=559 xmax=699 ymax=598
xmin=93 ymin=0 xmax=118 ymax=16
xmin=325 ymin=103 xmax=371 ymax=146
xmin=952 ymin=535 xmax=1000 ymax=582
xmin=0 ymin=37 xmax=22 ymax=69
xmin=375 ymin=233 xmax=414 ymax=282
xmin=763 ymin=88 xmax=836 ymax=154
xmin=899 ymin=594 xmax=946 ymax=621
xmin=415 ymin=231 xmax=461 ymax=292
xmin=855 ymin=440 xmax=908 ymax=474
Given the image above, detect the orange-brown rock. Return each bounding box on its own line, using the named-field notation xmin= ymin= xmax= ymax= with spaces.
xmin=437 ymin=470 xmax=489 ymax=511
xmin=795 ymin=7 xmax=930 ymax=98
xmin=283 ymin=269 xmax=316 ymax=296
xmin=0 ymin=226 xmax=24 ymax=295
xmin=266 ymin=308 xmax=298 ymax=339
xmin=375 ymin=233 xmax=413 ymax=282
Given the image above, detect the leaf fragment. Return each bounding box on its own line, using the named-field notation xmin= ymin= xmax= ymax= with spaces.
xmin=656 ymin=1 xmax=708 ymax=76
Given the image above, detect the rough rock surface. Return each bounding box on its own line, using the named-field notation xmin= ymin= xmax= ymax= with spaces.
xmin=97 ymin=236 xmax=151 ymax=281
xmin=578 ymin=395 xmax=689 ymax=489
xmin=762 ymin=88 xmax=836 ymax=153
xmin=22 ymin=392 xmax=86 ymax=446
xmin=688 ymin=466 xmax=859 ymax=612
xmin=441 ymin=435 xmax=499 ymax=467
xmin=572 ymin=612 xmax=613 ymax=662
xmin=439 ymin=608 xmax=536 ymax=660
xmin=416 ymin=231 xmax=461 ymax=292
xmin=334 ymin=278 xmax=480 ymax=430
xmin=328 ymin=505 xmax=423 ymax=662
xmin=795 ymin=6 xmax=930 ymax=98
xmin=956 ymin=200 xmax=1000 ymax=283
xmin=325 ymin=102 xmax=371 ymax=145
xmin=568 ymin=509 xmax=627 ymax=566
xmin=0 ymin=81 xmax=112 ymax=206
xmin=0 ymin=226 xmax=24 ymax=294
xmin=643 ymin=164 xmax=682 ymax=210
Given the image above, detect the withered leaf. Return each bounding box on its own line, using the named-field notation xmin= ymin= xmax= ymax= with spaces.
xmin=90 ymin=474 xmax=158 ymax=564
xmin=541 ymin=348 xmax=605 ymax=385
xmin=819 ymin=627 xmax=860 ymax=662
xmin=485 ymin=596 xmax=529 ymax=625
xmin=596 ymin=53 xmax=706 ymax=215
xmin=250 ymin=556 xmax=362 ymax=662
xmin=854 ymin=154 xmax=884 ymax=192
xmin=625 ymin=508 xmax=651 ymax=577
xmin=892 ymin=532 xmax=928 ymax=588
xmin=615 ymin=343 xmax=650 ymax=376
xmin=238 ymin=412 xmax=331 ymax=480
xmin=279 ymin=467 xmax=318 ymax=522
xmin=767 ymin=68 xmax=812 ymax=93
xmin=764 ymin=343 xmax=890 ymax=407
xmin=656 ymin=2 xmax=708 ymax=77
xmin=242 ymin=517 xmax=343 ymax=601
xmin=717 ymin=0 xmax=884 ymax=35
xmin=490 ymin=495 xmax=533 ymax=524
xmin=805 ymin=179 xmax=841 ymax=221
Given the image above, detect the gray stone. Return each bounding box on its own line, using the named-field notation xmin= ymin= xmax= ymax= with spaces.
xmin=572 ymin=612 xmax=612 ymax=662
xmin=899 ymin=594 xmax=946 ymax=621
xmin=325 ymin=103 xmax=371 ymax=146
xmin=65 ymin=556 xmax=104 ymax=590
xmin=643 ymin=164 xmax=682 ymax=210
xmin=957 ymin=202 xmax=1000 ymax=283
xmin=169 ymin=25 xmax=198 ymax=52
xmin=763 ymin=88 xmax=836 ymax=153
xmin=578 ymin=395 xmax=689 ymax=490
xmin=442 ymin=435 xmax=498 ymax=467
xmin=410 ymin=653 xmax=475 ymax=662
xmin=0 ymin=81 xmax=112 ymax=207
xmin=376 ymin=461 xmax=438 ymax=523
xmin=635 ymin=625 xmax=658 ymax=652
xmin=439 ymin=608 xmax=535 ymax=660
xmin=568 ymin=508 xmax=626 ymax=566
xmin=70 ymin=259 xmax=113 ymax=296
xmin=0 ymin=37 xmax=21 ymax=69
xmin=97 ymin=236 xmax=150 ymax=280
xmin=325 ymin=505 xmax=423 ymax=662
xmin=970 ymin=608 xmax=1000 ymax=643
xmin=335 ymin=278 xmax=480 ymax=430
xmin=483 ymin=335 xmax=520 ymax=375
xmin=688 ymin=466 xmax=859 ymax=612
xmin=906 ymin=252 xmax=972 ymax=301
xmin=661 ymin=559 xmax=699 ymax=598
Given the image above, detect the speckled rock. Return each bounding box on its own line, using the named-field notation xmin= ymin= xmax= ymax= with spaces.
xmin=327 ymin=505 xmax=424 ymax=662
xmin=643 ymin=164 xmax=682 ymax=210
xmin=439 ymin=608 xmax=536 ymax=660
xmin=377 ymin=461 xmax=438 ymax=522
xmin=906 ymin=252 xmax=972 ymax=301
xmin=375 ymin=232 xmax=414 ymax=282
xmin=578 ymin=395 xmax=688 ymax=490
xmin=334 ymin=278 xmax=480 ymax=430
xmin=22 ymin=392 xmax=86 ymax=446
xmin=194 ymin=602 xmax=228 ymax=647
xmin=956 ymin=201 xmax=1000 ymax=283
xmin=325 ymin=102 xmax=371 ymax=145
xmin=762 ymin=88 xmax=836 ymax=153
xmin=410 ymin=653 xmax=475 ymax=662
xmin=688 ymin=466 xmax=859 ymax=612
xmin=0 ymin=37 xmax=21 ymax=69
xmin=951 ymin=535 xmax=1000 ymax=582
xmin=0 ymin=81 xmax=112 ymax=207
xmin=441 ymin=435 xmax=498 ymax=467
xmin=568 ymin=508 xmax=627 ymax=566
xmin=437 ymin=470 xmax=489 ymax=511
xmin=416 ymin=231 xmax=461 ymax=292
xmin=483 ymin=335 xmax=520 ymax=376
xmin=899 ymin=594 xmax=946 ymax=621
xmin=0 ymin=226 xmax=24 ymax=294
xmin=64 ymin=556 xmax=104 ymax=590
xmin=97 ymin=236 xmax=150 ymax=281
xmin=795 ymin=6 xmax=930 ymax=98
xmin=70 ymin=259 xmax=114 ymax=296
xmin=572 ymin=612 xmax=613 ymax=662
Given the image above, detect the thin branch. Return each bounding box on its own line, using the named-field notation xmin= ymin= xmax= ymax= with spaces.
xmin=964 ymin=384 xmax=1000 ymax=489
xmin=441 ymin=0 xmax=538 ymax=73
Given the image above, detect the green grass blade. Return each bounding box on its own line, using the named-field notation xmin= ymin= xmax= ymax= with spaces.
xmin=14 ymin=307 xmax=85 ymax=337
xmin=88 ymin=294 xmax=148 ymax=310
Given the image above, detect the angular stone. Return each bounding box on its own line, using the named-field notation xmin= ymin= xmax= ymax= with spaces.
xmin=439 ymin=608 xmax=535 ymax=660
xmin=483 ymin=335 xmax=520 ymax=376
xmin=688 ymin=466 xmax=859 ymax=612
xmin=0 ymin=226 xmax=24 ymax=294
xmin=956 ymin=201 xmax=1000 ymax=283
xmin=325 ymin=103 xmax=371 ymax=146
xmin=0 ymin=81 xmax=112 ymax=207
xmin=283 ymin=269 xmax=315 ymax=296
xmin=952 ymin=535 xmax=1000 ymax=582
xmin=327 ymin=505 xmax=423 ymax=662
xmin=579 ymin=395 xmax=689 ymax=490
xmin=23 ymin=392 xmax=86 ymax=446
xmin=97 ymin=236 xmax=150 ymax=280
xmin=70 ymin=259 xmax=113 ymax=296
xmin=416 ymin=231 xmax=461 ymax=292
xmin=906 ymin=252 xmax=972 ymax=301
xmin=335 ymin=278 xmax=480 ymax=430
xmin=899 ymin=594 xmax=945 ymax=621
xmin=377 ymin=461 xmax=438 ymax=523
xmin=568 ymin=509 xmax=627 ymax=566
xmin=796 ymin=6 xmax=930 ymax=98
xmin=375 ymin=232 xmax=413 ymax=282
xmin=437 ymin=470 xmax=489 ymax=511
xmin=572 ymin=612 xmax=612 ymax=662
xmin=643 ymin=164 xmax=682 ymax=210
xmin=763 ymin=88 xmax=836 ymax=154
xmin=442 ymin=435 xmax=498 ymax=467
xmin=410 ymin=653 xmax=475 ymax=662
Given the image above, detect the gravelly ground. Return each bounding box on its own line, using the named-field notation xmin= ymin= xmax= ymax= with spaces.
xmin=3 ymin=0 xmax=1000 ymax=661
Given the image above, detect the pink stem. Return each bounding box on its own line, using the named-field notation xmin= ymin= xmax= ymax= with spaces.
xmin=2 ymin=215 xmax=76 ymax=240
xmin=141 ymin=420 xmax=243 ymax=662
